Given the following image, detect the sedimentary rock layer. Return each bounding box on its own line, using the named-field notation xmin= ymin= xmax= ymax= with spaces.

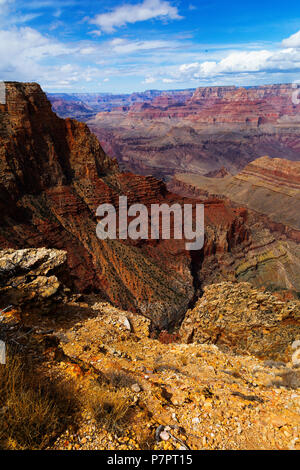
xmin=0 ymin=82 xmax=250 ymax=327
xmin=86 ymin=84 xmax=300 ymax=179
xmin=169 ymin=157 xmax=300 ymax=234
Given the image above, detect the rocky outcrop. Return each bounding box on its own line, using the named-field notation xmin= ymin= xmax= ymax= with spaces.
xmin=0 ymin=248 xmax=72 ymax=315
xmin=204 ymin=167 xmax=230 ymax=178
xmin=2 ymin=264 xmax=300 ymax=450
xmin=187 ymin=84 xmax=300 ymax=124
xmin=236 ymin=156 xmax=300 ymax=194
xmin=180 ymin=281 xmax=300 ymax=361
xmin=96 ymin=84 xmax=300 ymax=123
xmin=169 ymin=158 xmax=300 ymax=295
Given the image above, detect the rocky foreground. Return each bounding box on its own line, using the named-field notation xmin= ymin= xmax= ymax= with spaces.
xmin=0 ymin=248 xmax=300 ymax=450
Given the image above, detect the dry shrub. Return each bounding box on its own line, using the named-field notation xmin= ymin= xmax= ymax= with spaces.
xmin=106 ymin=370 xmax=137 ymax=389
xmin=137 ymin=432 xmax=156 ymax=450
xmin=86 ymin=384 xmax=132 ymax=434
xmin=0 ymin=348 xmax=78 ymax=450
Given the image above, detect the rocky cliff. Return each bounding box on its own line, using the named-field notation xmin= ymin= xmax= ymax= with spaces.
xmin=0 ymin=82 xmax=250 ymax=328
xmin=48 ymin=89 xmax=195 ymax=120
xmin=170 ymin=157 xmax=300 ymax=235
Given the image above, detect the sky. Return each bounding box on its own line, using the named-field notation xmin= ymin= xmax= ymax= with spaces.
xmin=0 ymin=0 xmax=300 ymax=93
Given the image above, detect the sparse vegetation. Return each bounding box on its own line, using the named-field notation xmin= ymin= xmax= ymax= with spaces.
xmin=85 ymin=384 xmax=132 ymax=434
xmin=0 ymin=348 xmax=78 ymax=450
xmin=106 ymin=370 xmax=137 ymax=389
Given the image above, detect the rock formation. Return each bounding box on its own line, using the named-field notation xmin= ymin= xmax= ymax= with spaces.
xmin=180 ymin=281 xmax=300 ymax=361
xmin=168 ymin=157 xmax=300 ymax=295
xmin=0 ymin=82 xmax=251 ymax=328
xmin=0 ymin=248 xmax=71 ymax=315
xmin=48 ymin=89 xmax=195 ymax=120
xmin=169 ymin=156 xmax=300 ymax=238
xmin=86 ymin=84 xmax=300 ymax=179
xmin=1 ymin=80 xmax=300 ymax=450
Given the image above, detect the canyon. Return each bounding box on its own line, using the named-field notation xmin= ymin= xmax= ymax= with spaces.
xmin=1 ymin=82 xmax=299 ymax=326
xmin=48 ymin=89 xmax=195 ymax=121
xmin=169 ymin=157 xmax=300 ymax=295
xmin=1 ymin=82 xmax=300 ymax=451
xmin=82 ymin=84 xmax=300 ymax=180
xmin=0 ymin=82 xmax=256 ymax=329
xmin=169 ymin=156 xmax=300 ymax=239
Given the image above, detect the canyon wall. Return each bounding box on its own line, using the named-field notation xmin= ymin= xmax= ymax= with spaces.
xmin=86 ymin=84 xmax=300 ymax=179
xmin=0 ymin=82 xmax=250 ymax=328
xmin=169 ymin=157 xmax=300 ymax=295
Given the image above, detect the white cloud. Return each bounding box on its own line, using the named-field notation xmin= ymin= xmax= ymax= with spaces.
xmin=109 ymin=37 xmax=177 ymax=54
xmin=0 ymin=27 xmax=70 ymax=62
xmin=0 ymin=27 xmax=76 ymax=84
xmin=163 ymin=47 xmax=300 ymax=83
xmin=0 ymin=26 xmax=117 ymax=90
xmin=91 ymin=0 xmax=182 ymax=33
xmin=88 ymin=29 xmax=101 ymax=37
xmin=144 ymin=76 xmax=156 ymax=84
xmin=282 ymin=30 xmax=300 ymax=48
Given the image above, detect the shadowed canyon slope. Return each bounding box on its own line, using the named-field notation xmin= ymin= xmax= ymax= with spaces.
xmin=86 ymin=84 xmax=300 ymax=179
xmin=0 ymin=82 xmax=255 ymax=328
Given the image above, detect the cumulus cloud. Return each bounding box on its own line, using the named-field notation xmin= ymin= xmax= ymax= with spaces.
xmin=0 ymin=27 xmax=70 ymax=63
xmin=282 ymin=30 xmax=300 ymax=48
xmin=163 ymin=47 xmax=300 ymax=83
xmin=143 ymin=76 xmax=156 ymax=84
xmin=0 ymin=26 xmax=124 ymax=89
xmin=0 ymin=27 xmax=77 ymax=85
xmin=91 ymin=0 xmax=182 ymax=33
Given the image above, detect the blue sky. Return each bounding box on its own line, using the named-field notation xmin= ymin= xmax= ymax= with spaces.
xmin=0 ymin=0 xmax=300 ymax=93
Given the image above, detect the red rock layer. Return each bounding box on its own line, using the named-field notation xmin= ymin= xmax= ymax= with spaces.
xmin=98 ymin=84 xmax=300 ymax=124
xmin=237 ymin=156 xmax=300 ymax=190
xmin=0 ymin=82 xmax=250 ymax=327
